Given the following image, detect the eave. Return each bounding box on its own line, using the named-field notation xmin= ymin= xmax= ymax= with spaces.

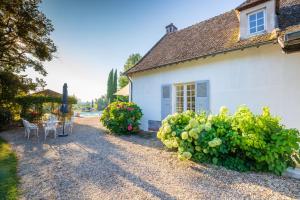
xmin=278 ymin=30 xmax=300 ymax=53
xmin=126 ymin=40 xmax=277 ymax=76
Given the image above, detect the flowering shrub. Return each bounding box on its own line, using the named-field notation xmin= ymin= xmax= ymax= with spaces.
xmin=157 ymin=106 xmax=300 ymax=175
xmin=100 ymin=102 xmax=143 ymax=135
xmin=21 ymin=109 xmax=43 ymax=122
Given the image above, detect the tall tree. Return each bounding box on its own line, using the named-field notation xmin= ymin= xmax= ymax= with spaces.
xmin=0 ymin=0 xmax=56 ymax=109
xmin=113 ymin=69 xmax=117 ymax=95
xmin=106 ymin=69 xmax=114 ymax=103
xmin=0 ymin=0 xmax=56 ymax=75
xmin=118 ymin=53 xmax=141 ymax=88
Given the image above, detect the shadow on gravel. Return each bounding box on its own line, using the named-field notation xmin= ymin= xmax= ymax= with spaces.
xmin=0 ymin=122 xmax=176 ymax=200
xmin=97 ymin=125 xmax=165 ymax=150
xmin=71 ymin=123 xmax=176 ymax=200
xmin=1 ymin=121 xmax=299 ymax=199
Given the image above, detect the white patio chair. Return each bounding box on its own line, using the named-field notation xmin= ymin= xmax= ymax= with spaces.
xmin=22 ymin=119 xmax=39 ymax=139
xmin=64 ymin=117 xmax=74 ymax=133
xmin=49 ymin=115 xmax=58 ymax=122
xmin=44 ymin=121 xmax=57 ymax=140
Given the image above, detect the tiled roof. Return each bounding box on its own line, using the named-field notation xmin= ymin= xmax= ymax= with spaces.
xmin=126 ymin=0 xmax=300 ymax=75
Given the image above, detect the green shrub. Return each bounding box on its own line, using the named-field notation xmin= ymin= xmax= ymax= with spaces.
xmin=100 ymin=102 xmax=143 ymax=134
xmin=0 ymin=108 xmax=13 ymax=130
xmin=157 ymin=106 xmax=300 ymax=175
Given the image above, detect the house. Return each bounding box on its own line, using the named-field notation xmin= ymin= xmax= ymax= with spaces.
xmin=125 ymin=0 xmax=300 ymax=131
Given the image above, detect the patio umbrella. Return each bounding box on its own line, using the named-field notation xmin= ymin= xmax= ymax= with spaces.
xmin=59 ymin=83 xmax=69 ymax=137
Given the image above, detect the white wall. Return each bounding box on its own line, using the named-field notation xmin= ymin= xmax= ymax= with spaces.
xmin=131 ymin=44 xmax=300 ymax=131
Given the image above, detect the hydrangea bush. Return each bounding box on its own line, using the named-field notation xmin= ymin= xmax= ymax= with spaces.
xmin=100 ymin=102 xmax=143 ymax=135
xmin=157 ymin=106 xmax=300 ymax=175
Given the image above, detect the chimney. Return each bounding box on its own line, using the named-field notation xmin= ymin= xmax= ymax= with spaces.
xmin=165 ymin=23 xmax=177 ymax=34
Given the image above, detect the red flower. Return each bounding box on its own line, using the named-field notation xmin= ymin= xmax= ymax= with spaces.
xmin=127 ymin=124 xmax=133 ymax=131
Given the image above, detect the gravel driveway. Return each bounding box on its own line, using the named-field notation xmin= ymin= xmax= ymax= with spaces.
xmin=1 ymin=117 xmax=299 ymax=200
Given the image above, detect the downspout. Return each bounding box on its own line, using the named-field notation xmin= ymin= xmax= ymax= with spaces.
xmin=126 ymin=74 xmax=133 ymax=102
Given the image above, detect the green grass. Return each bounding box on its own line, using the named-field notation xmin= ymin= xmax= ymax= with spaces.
xmin=0 ymin=137 xmax=18 ymax=200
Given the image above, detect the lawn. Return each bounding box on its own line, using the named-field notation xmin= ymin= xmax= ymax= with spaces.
xmin=0 ymin=137 xmax=18 ymax=200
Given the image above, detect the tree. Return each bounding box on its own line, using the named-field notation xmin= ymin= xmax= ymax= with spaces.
xmin=118 ymin=53 xmax=141 ymax=88
xmin=106 ymin=69 xmax=114 ymax=103
xmin=0 ymin=0 xmax=56 ymax=114
xmin=0 ymin=0 xmax=56 ymax=75
xmin=113 ymin=69 xmax=117 ymax=94
xmin=96 ymin=95 xmax=107 ymax=111
xmin=0 ymin=71 xmax=35 ymax=106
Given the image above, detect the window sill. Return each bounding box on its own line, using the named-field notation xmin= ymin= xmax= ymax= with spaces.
xmin=247 ymin=30 xmax=267 ymax=38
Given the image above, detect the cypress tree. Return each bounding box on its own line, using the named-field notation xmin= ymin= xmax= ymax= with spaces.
xmin=106 ymin=69 xmax=114 ymax=103
xmin=113 ymin=69 xmax=118 ymax=94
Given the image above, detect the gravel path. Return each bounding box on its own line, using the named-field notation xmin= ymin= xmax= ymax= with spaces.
xmin=1 ymin=117 xmax=299 ymax=200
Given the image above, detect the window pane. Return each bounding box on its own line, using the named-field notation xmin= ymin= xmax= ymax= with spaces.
xmin=257 ymin=18 xmax=264 ymax=26
xmin=250 ymin=27 xmax=256 ymax=34
xmin=257 ymin=25 xmax=264 ymax=32
xmin=257 ymin=11 xmax=264 ymax=19
xmin=250 ymin=21 xmax=256 ymax=29
xmin=176 ymin=85 xmax=184 ymax=113
xmin=249 ymin=14 xmax=256 ymax=21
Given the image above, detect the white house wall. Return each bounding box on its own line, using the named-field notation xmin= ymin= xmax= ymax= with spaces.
xmin=131 ymin=44 xmax=300 ymax=131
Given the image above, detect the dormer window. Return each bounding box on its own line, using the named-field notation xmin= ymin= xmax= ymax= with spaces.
xmin=248 ymin=9 xmax=265 ymax=35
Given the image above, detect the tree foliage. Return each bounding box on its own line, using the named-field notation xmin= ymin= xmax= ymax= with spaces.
xmin=106 ymin=69 xmax=118 ymax=103
xmin=118 ymin=53 xmax=141 ymax=88
xmin=0 ymin=0 xmax=56 ymax=75
xmin=0 ymin=71 xmax=35 ymax=106
xmin=0 ymin=0 xmax=56 ymax=123
xmin=106 ymin=69 xmax=114 ymax=103
xmin=96 ymin=95 xmax=108 ymax=111
xmin=113 ymin=69 xmax=117 ymax=95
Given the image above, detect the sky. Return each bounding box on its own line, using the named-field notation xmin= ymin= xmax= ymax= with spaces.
xmin=32 ymin=0 xmax=245 ymax=102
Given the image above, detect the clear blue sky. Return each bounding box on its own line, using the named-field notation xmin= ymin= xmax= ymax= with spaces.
xmin=36 ymin=0 xmax=244 ymax=101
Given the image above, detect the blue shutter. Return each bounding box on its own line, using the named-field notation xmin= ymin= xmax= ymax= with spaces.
xmin=161 ymin=85 xmax=172 ymax=120
xmin=195 ymin=81 xmax=210 ymax=114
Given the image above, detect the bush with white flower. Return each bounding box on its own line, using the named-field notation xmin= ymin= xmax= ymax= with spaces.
xmin=157 ymin=105 xmax=300 ymax=175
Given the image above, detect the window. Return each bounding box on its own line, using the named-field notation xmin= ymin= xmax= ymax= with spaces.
xmin=248 ymin=10 xmax=265 ymax=35
xmin=186 ymin=84 xmax=195 ymax=111
xmin=176 ymin=85 xmax=184 ymax=113
xmin=176 ymin=83 xmax=195 ymax=113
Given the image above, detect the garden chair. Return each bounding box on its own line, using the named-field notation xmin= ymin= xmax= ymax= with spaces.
xmin=22 ymin=119 xmax=39 ymax=139
xmin=44 ymin=121 xmax=57 ymax=140
xmin=49 ymin=114 xmax=58 ymax=122
xmin=64 ymin=117 xmax=74 ymax=133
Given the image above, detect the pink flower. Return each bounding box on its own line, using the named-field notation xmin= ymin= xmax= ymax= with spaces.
xmin=127 ymin=107 xmax=134 ymax=111
xmin=127 ymin=124 xmax=133 ymax=131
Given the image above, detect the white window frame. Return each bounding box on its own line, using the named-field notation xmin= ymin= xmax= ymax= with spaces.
xmin=247 ymin=9 xmax=266 ymax=36
xmin=175 ymin=82 xmax=195 ymax=113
